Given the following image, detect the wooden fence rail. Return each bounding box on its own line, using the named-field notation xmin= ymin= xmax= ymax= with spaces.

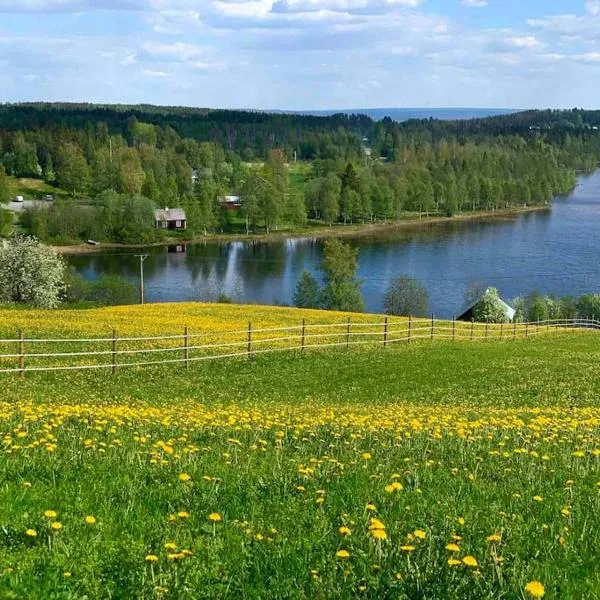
xmin=0 ymin=317 xmax=598 ymax=377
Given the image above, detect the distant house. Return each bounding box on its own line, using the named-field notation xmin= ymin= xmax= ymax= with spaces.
xmin=456 ymin=288 xmax=516 ymax=322
xmin=154 ymin=207 xmax=187 ymax=230
xmin=218 ymin=195 xmax=243 ymax=210
xmin=191 ymin=169 xmax=199 ymax=185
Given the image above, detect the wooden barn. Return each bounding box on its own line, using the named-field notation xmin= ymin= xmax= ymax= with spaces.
xmin=154 ymin=208 xmax=187 ymax=230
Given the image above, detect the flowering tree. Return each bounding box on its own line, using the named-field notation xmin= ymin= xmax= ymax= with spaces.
xmin=472 ymin=287 xmax=510 ymax=323
xmin=0 ymin=236 xmax=66 ymax=308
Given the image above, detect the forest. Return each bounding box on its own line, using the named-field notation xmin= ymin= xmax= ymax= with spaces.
xmin=0 ymin=103 xmax=599 ymax=245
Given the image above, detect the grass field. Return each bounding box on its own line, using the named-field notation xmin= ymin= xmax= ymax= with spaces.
xmin=1 ymin=304 xmax=600 ymax=599
xmin=6 ymin=176 xmax=68 ymax=202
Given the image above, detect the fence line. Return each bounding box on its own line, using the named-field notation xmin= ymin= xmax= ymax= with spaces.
xmin=0 ymin=317 xmax=598 ymax=377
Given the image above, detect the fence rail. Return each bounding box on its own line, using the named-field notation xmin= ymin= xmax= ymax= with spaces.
xmin=1 ymin=317 xmax=598 ymax=377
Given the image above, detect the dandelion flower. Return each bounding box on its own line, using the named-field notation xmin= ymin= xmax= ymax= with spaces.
xmin=25 ymin=528 xmax=37 ymax=537
xmin=486 ymin=534 xmax=501 ymax=543
xmin=370 ymin=529 xmax=387 ymax=541
xmin=339 ymin=526 xmax=352 ymax=536
xmin=177 ymin=511 xmax=190 ymax=520
xmin=208 ymin=512 xmax=222 ymax=522
xmin=400 ymin=545 xmax=415 ymax=552
xmin=447 ymin=558 xmax=461 ymax=566
xmin=524 ymin=581 xmax=545 ymax=598
xmin=366 ymin=504 xmax=377 ymax=511
xmin=145 ymin=555 xmax=159 ymax=562
xmin=413 ymin=529 xmax=426 ymax=540
xmin=178 ymin=473 xmax=191 ymax=482
xmin=336 ymin=549 xmax=350 ymax=559
xmin=533 ymin=496 xmax=543 ymax=502
xmin=44 ymin=510 xmax=57 ymax=518
xmin=50 ymin=521 xmax=62 ymax=531
xmin=445 ymin=543 xmax=460 ymax=553
xmin=462 ymin=556 xmax=478 ymax=567
xmin=85 ymin=515 xmax=96 ymax=525
xmin=164 ymin=542 xmax=177 ymax=550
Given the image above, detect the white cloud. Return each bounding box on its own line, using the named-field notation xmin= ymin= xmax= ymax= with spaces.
xmin=461 ymin=0 xmax=487 ymax=7
xmin=585 ymin=0 xmax=600 ymax=16
xmin=142 ymin=68 xmax=172 ymax=76
xmin=507 ymin=35 xmax=543 ymax=49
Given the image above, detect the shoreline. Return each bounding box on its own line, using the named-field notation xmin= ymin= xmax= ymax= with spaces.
xmin=53 ymin=204 xmax=549 ymax=255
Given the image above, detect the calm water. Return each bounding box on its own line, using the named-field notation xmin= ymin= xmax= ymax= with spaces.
xmin=69 ymin=171 xmax=600 ymax=317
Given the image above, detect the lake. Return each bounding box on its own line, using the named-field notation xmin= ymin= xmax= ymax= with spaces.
xmin=69 ymin=171 xmax=600 ymax=317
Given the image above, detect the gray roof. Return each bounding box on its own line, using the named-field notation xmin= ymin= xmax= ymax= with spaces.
xmin=457 ymin=288 xmax=516 ymax=321
xmin=154 ymin=208 xmax=186 ymax=221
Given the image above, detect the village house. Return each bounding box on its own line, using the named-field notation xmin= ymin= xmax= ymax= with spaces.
xmin=154 ymin=207 xmax=187 ymax=230
xmin=218 ymin=195 xmax=243 ymax=210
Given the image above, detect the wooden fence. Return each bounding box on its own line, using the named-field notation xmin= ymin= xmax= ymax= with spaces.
xmin=0 ymin=316 xmax=597 ymax=378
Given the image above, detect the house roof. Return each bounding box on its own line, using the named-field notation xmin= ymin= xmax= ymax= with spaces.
xmin=456 ymin=288 xmax=516 ymax=321
xmin=154 ymin=208 xmax=186 ymax=221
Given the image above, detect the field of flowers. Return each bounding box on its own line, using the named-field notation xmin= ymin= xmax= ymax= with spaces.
xmin=1 ymin=306 xmax=600 ymax=598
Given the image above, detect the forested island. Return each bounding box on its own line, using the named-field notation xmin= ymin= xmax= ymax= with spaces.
xmin=0 ymin=103 xmax=599 ymax=245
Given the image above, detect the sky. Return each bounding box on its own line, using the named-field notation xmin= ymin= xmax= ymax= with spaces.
xmin=1 ymin=0 xmax=600 ymax=110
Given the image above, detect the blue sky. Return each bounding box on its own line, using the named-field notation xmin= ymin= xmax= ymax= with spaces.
xmin=0 ymin=0 xmax=599 ymax=109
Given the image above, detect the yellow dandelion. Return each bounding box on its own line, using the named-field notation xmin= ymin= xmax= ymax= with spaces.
xmin=370 ymin=529 xmax=387 ymax=541
xmin=208 ymin=512 xmax=222 ymax=522
xmin=177 ymin=511 xmax=190 ymax=520
xmin=533 ymin=496 xmax=543 ymax=502
xmin=462 ymin=556 xmax=478 ymax=567
xmin=336 ymin=549 xmax=350 ymax=559
xmin=339 ymin=526 xmax=352 ymax=536
xmin=50 ymin=521 xmax=62 ymax=531
xmin=366 ymin=503 xmax=377 ymax=511
xmin=84 ymin=515 xmax=96 ymax=525
xmin=447 ymin=558 xmax=461 ymax=566
xmin=524 ymin=581 xmax=545 ymax=598
xmin=178 ymin=473 xmax=191 ymax=482
xmin=145 ymin=555 xmax=159 ymax=562
xmin=44 ymin=510 xmax=57 ymax=518
xmin=413 ymin=529 xmax=426 ymax=540
xmin=164 ymin=542 xmax=177 ymax=550
xmin=445 ymin=543 xmax=460 ymax=553
xmin=400 ymin=545 xmax=415 ymax=552
xmin=25 ymin=528 xmax=37 ymax=537
xmin=486 ymin=533 xmax=502 ymax=543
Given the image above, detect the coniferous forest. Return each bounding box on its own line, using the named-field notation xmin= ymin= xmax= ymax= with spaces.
xmin=0 ymin=103 xmax=599 ymax=245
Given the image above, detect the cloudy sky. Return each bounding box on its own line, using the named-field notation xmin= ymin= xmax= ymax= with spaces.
xmin=1 ymin=0 xmax=599 ymax=109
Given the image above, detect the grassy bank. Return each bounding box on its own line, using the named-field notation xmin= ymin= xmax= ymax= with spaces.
xmin=1 ymin=303 xmax=599 ymax=599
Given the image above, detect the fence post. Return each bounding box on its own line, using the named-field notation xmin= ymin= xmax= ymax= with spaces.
xmin=112 ymin=328 xmax=117 ymax=374
xmin=513 ymin=320 xmax=517 ymax=340
xmin=301 ymin=319 xmax=306 ymax=352
xmin=452 ymin=317 xmax=456 ymax=341
xmin=500 ymin=322 xmax=504 ymax=341
xmin=184 ymin=326 xmax=189 ymax=369
xmin=537 ymin=319 xmax=540 ymax=334
xmin=408 ymin=315 xmax=412 ymax=344
xmin=525 ymin=322 xmax=529 ymax=338
xmin=485 ymin=321 xmax=489 ymax=340
xmin=18 ymin=329 xmax=24 ymax=380
xmin=383 ymin=316 xmax=389 ymax=347
xmin=247 ymin=322 xmax=253 ymax=358
xmin=346 ymin=317 xmax=351 ymax=349
xmin=471 ymin=318 xmax=474 ymax=341
xmin=430 ymin=313 xmax=434 ymax=341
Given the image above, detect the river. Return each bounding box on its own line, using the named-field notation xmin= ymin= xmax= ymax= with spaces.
xmin=69 ymin=171 xmax=600 ymax=317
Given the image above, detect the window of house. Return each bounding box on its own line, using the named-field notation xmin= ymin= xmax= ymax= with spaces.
xmin=176 ymin=220 xmax=181 ymax=228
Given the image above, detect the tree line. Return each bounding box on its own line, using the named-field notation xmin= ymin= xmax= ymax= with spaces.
xmin=1 ymin=104 xmax=599 ymax=244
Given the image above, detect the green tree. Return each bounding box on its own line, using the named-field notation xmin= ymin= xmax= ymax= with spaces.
xmin=293 ymin=271 xmax=321 ymax=309
xmin=320 ymin=173 xmax=341 ymax=225
xmin=383 ymin=276 xmax=428 ymax=317
xmin=0 ymin=236 xmax=66 ymax=308
xmin=57 ymin=143 xmax=91 ymax=196
xmin=320 ymin=239 xmax=364 ymax=312
xmin=0 ymin=164 xmax=9 ymax=204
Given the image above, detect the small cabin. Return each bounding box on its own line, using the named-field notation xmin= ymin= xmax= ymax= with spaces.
xmin=154 ymin=207 xmax=187 ymax=230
